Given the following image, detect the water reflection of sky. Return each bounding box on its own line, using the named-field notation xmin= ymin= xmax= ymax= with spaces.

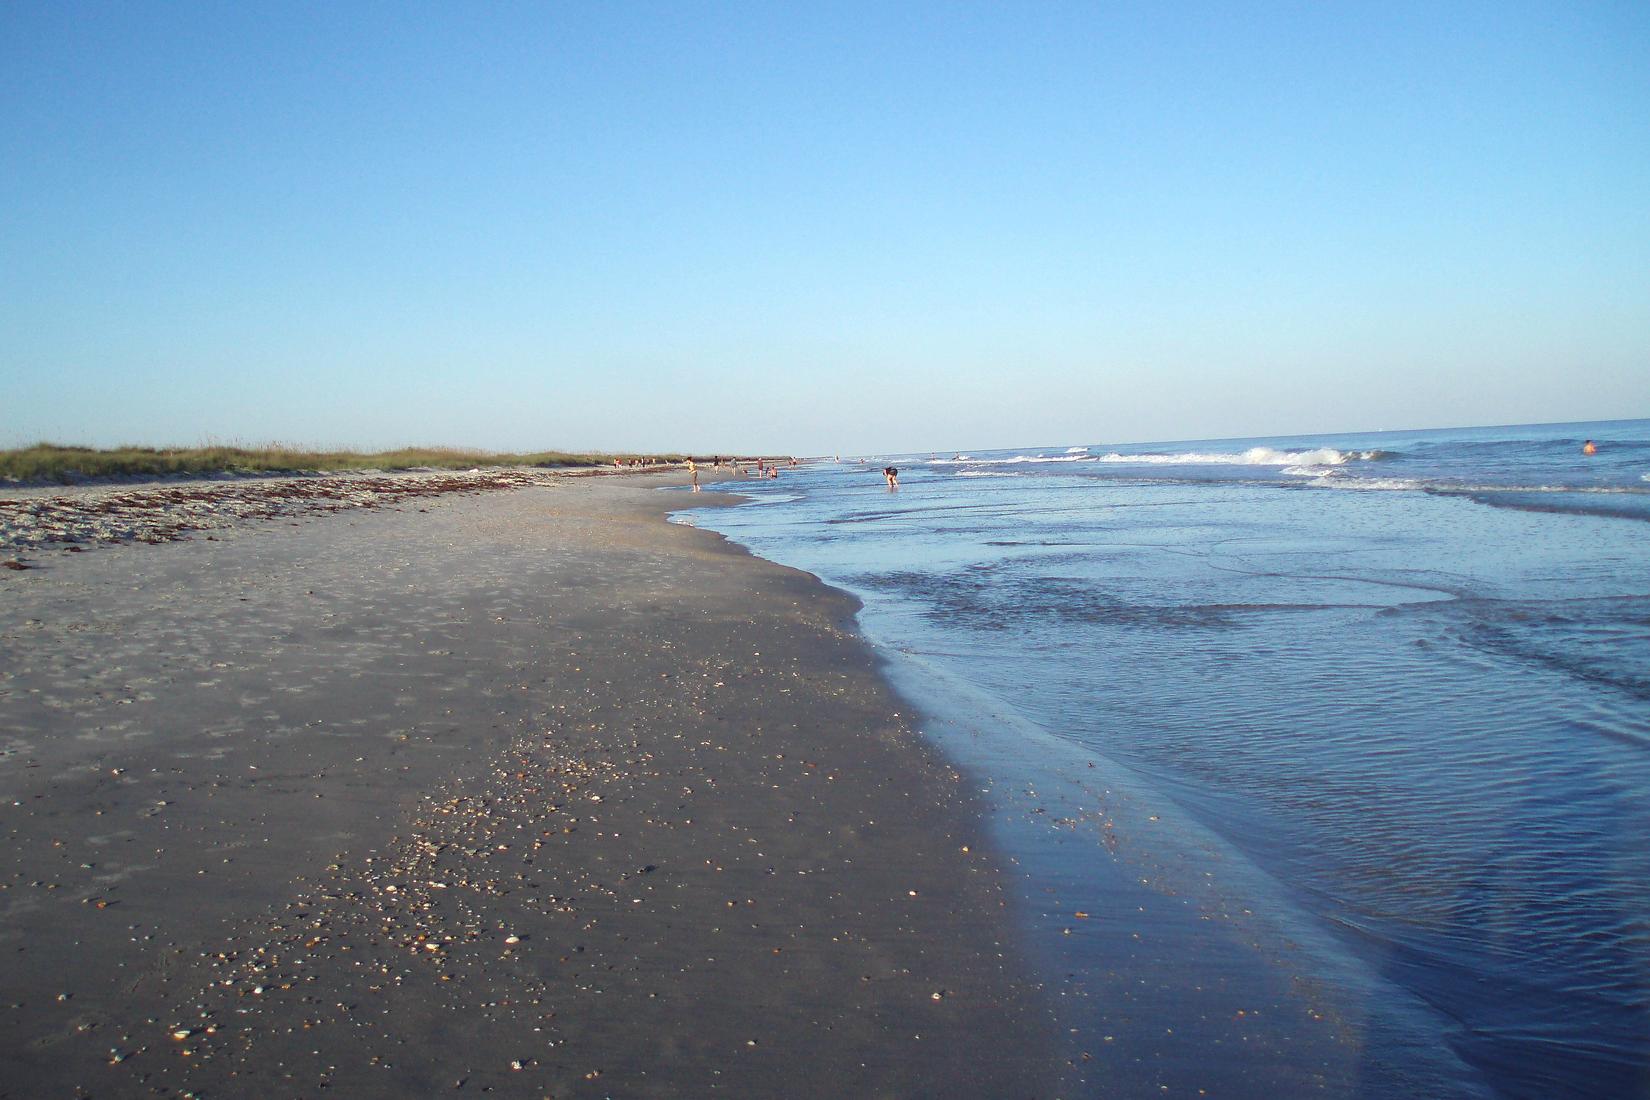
xmin=689 ymin=430 xmax=1650 ymax=1099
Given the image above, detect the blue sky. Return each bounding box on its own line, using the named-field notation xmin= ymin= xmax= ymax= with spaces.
xmin=3 ymin=2 xmax=1646 ymax=455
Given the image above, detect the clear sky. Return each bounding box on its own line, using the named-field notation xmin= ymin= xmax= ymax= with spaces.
xmin=3 ymin=2 xmax=1646 ymax=456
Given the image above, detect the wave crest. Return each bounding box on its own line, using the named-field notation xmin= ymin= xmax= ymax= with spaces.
xmin=1100 ymin=446 xmax=1370 ymax=467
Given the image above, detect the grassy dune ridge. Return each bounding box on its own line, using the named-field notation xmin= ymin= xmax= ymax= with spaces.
xmin=0 ymin=443 xmax=691 ymax=484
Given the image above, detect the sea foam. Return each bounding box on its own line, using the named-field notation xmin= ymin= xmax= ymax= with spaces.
xmin=1101 ymin=447 xmax=1365 ymax=467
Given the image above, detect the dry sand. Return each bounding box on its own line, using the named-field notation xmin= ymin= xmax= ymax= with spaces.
xmin=0 ymin=473 xmax=1062 ymax=1097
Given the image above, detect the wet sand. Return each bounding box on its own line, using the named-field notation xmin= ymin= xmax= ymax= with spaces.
xmin=0 ymin=474 xmax=1061 ymax=1097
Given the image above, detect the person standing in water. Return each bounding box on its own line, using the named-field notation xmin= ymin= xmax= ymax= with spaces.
xmin=1582 ymin=439 xmax=1598 ymax=456
xmin=883 ymin=466 xmax=899 ymax=489
xmin=688 ymin=458 xmax=700 ymax=492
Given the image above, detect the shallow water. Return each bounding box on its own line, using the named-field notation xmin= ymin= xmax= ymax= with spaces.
xmin=687 ymin=421 xmax=1650 ymax=1099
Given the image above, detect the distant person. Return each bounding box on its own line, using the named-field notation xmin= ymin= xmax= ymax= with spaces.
xmin=883 ymin=466 xmax=899 ymax=489
xmin=688 ymin=458 xmax=700 ymax=492
xmin=1582 ymin=439 xmax=1598 ymax=456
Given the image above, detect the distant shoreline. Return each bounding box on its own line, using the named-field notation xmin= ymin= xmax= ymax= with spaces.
xmin=0 ymin=443 xmax=722 ymax=486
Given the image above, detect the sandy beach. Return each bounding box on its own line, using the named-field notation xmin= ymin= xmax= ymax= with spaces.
xmin=0 ymin=472 xmax=1061 ymax=1097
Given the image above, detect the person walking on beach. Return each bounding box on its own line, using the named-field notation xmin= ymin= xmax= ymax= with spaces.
xmin=883 ymin=466 xmax=899 ymax=489
xmin=688 ymin=459 xmax=700 ymax=492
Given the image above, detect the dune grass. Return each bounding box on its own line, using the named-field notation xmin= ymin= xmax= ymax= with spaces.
xmin=0 ymin=443 xmax=690 ymax=484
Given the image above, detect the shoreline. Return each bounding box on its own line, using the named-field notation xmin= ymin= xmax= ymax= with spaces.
xmin=677 ymin=472 xmax=1486 ymax=1098
xmin=0 ymin=473 xmax=1064 ymax=1096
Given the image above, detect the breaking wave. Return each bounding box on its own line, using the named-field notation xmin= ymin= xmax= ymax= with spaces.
xmin=1100 ymin=447 xmax=1386 ymax=467
xmin=929 ymin=453 xmax=1092 ymax=465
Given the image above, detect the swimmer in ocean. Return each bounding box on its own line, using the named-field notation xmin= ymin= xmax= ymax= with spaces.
xmin=1582 ymin=439 xmax=1598 ymax=456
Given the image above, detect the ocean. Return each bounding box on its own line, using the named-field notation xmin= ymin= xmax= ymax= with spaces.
xmin=681 ymin=419 xmax=1650 ymax=1099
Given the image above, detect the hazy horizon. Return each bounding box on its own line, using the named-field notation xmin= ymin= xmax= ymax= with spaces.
xmin=8 ymin=413 xmax=1646 ymax=465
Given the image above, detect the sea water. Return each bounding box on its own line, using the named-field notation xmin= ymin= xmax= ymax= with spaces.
xmin=685 ymin=420 xmax=1650 ymax=1099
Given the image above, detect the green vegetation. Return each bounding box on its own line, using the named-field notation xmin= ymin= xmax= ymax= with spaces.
xmin=0 ymin=443 xmax=690 ymax=483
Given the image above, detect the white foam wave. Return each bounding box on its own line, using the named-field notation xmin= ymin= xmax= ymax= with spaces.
xmin=1302 ymin=476 xmax=1426 ymax=492
xmin=1100 ymin=446 xmax=1364 ymax=467
xmin=930 ymin=453 xmax=1093 ymax=466
xmin=1465 ymin=484 xmax=1644 ymax=495
xmin=957 ymin=470 xmax=1021 ymax=478
xmin=994 ymin=453 xmax=1095 ymax=464
xmin=1065 ymin=446 xmax=1090 ymax=454
xmin=1305 ymin=479 xmax=1649 ymax=495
